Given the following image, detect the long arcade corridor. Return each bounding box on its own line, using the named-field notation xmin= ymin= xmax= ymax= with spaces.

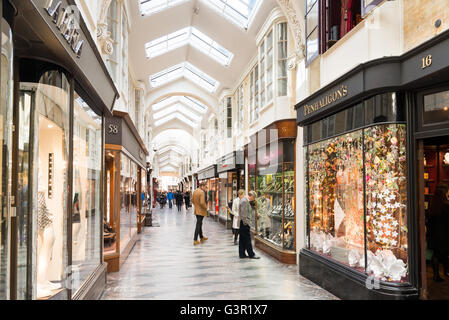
xmin=101 ymin=207 xmax=337 ymax=300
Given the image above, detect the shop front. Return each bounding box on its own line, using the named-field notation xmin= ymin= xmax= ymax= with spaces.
xmin=4 ymin=0 xmax=119 ymax=300
xmin=217 ymin=151 xmax=244 ymax=228
xmin=104 ymin=111 xmax=148 ymax=273
xmin=249 ymin=120 xmax=297 ymax=264
xmin=197 ymin=165 xmax=218 ymax=218
xmin=296 ymin=29 xmax=449 ymax=300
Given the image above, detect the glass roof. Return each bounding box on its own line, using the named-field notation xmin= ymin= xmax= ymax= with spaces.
xmin=149 ymin=62 xmax=219 ymax=92
xmin=139 ymin=0 xmax=189 ymax=16
xmin=145 ymin=27 xmax=234 ymax=66
xmin=152 ymin=96 xmax=208 ymax=113
xmin=158 ymin=145 xmax=186 ymax=155
xmin=153 ymin=104 xmax=202 ymax=122
xmin=154 ymin=112 xmax=198 ymax=127
xmin=200 ymin=0 xmax=261 ymax=29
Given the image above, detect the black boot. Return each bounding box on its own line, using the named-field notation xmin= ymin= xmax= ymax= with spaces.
xmin=432 ymin=255 xmax=445 ymax=282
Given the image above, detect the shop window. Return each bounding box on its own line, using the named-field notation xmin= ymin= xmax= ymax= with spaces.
xmin=19 ymin=68 xmax=71 ymax=299
xmin=0 ymin=14 xmax=13 ymax=300
xmin=423 ymin=89 xmax=449 ymax=126
xmin=306 ymin=0 xmax=363 ymax=65
xmin=71 ymin=93 xmax=103 ymax=297
xmin=306 ymin=118 xmax=409 ymax=282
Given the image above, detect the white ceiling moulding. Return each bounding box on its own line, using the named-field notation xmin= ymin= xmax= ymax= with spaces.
xmin=149 ymin=62 xmax=220 ymax=93
xmin=139 ymin=0 xmax=190 ymax=17
xmin=200 ymin=0 xmax=263 ymax=30
xmin=145 ymin=26 xmax=234 ymax=67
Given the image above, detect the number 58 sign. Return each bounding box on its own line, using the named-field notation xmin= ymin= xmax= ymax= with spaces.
xmin=108 ymin=124 xmax=119 ymax=134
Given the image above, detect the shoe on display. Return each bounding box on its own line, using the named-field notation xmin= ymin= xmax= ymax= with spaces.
xmin=194 ymin=240 xmax=201 ymax=245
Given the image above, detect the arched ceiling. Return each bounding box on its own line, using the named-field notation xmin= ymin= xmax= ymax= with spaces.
xmin=127 ymin=0 xmax=283 ymax=176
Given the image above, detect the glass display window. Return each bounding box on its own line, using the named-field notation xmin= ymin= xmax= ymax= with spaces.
xmin=305 ymin=100 xmax=409 ymax=283
xmin=256 ymin=140 xmax=296 ymax=251
xmin=119 ymin=155 xmax=138 ymax=252
xmin=19 ymin=67 xmax=71 ymax=299
xmin=71 ymin=92 xmax=103 ymax=297
xmin=0 ymin=14 xmax=14 ymax=300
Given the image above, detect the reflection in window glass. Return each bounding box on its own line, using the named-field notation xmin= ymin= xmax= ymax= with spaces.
xmin=71 ymin=93 xmax=102 ymax=297
xmin=423 ymin=90 xmax=449 ymax=125
xmin=35 ymin=70 xmax=70 ymax=299
xmin=308 ymin=130 xmax=365 ymax=271
xmin=364 ymin=124 xmax=408 ymax=282
xmin=306 ymin=124 xmax=408 ymax=282
xmin=120 ymin=155 xmax=139 ymax=252
xmin=0 ymin=17 xmax=13 ymax=300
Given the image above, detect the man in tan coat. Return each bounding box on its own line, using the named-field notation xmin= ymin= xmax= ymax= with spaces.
xmin=192 ymin=181 xmax=208 ymax=245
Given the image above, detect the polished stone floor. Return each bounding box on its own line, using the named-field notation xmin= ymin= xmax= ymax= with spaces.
xmin=101 ymin=206 xmax=338 ymax=300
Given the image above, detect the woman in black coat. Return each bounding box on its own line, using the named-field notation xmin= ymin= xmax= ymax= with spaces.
xmin=428 ymin=184 xmax=449 ymax=282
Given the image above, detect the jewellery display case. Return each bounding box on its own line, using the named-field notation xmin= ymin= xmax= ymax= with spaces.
xmin=253 ymin=120 xmax=297 ymax=264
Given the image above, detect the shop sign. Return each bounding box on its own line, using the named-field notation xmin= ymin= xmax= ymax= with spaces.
xmin=303 ymin=85 xmax=348 ymax=117
xmin=44 ymin=0 xmax=84 ymax=58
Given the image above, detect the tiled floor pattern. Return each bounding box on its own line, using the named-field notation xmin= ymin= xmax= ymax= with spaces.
xmin=101 ymin=206 xmax=338 ymax=300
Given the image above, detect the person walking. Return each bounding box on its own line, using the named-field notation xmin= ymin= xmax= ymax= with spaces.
xmin=192 ymin=182 xmax=208 ymax=245
xmin=175 ymin=190 xmax=183 ymax=212
xmin=238 ymin=190 xmax=260 ymax=259
xmin=184 ymin=190 xmax=191 ymax=210
xmin=167 ymin=190 xmax=174 ymax=209
xmin=231 ymin=190 xmax=245 ymax=245
xmin=427 ymin=183 xmax=449 ymax=282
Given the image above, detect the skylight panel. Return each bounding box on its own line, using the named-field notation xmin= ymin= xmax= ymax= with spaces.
xmin=200 ymin=0 xmax=261 ymax=29
xmin=158 ymin=146 xmax=185 ymax=155
xmin=180 ymin=96 xmax=207 ymax=113
xmin=149 ymin=62 xmax=219 ymax=93
xmin=145 ymin=27 xmax=190 ymax=59
xmin=140 ymin=0 xmax=189 ymax=16
xmin=153 ymin=104 xmax=202 ymax=122
xmin=190 ymin=27 xmax=233 ymax=66
xmin=145 ymin=27 xmax=233 ymax=66
xmin=154 ymin=113 xmax=198 ymax=127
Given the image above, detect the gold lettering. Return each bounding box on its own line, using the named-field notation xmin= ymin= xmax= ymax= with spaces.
xmin=422 ymin=55 xmax=432 ymax=69
xmin=302 ymin=85 xmax=349 ymax=117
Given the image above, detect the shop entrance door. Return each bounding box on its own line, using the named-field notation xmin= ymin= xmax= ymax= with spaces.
xmin=418 ymin=136 xmax=449 ymax=300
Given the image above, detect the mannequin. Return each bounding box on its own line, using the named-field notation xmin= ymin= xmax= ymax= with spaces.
xmin=36 ymin=191 xmax=61 ymax=298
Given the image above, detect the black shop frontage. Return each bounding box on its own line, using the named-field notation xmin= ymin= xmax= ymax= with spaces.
xmin=0 ymin=0 xmax=119 ymax=300
xmin=296 ymin=29 xmax=449 ymax=300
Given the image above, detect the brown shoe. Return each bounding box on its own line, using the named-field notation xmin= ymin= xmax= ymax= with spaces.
xmin=193 ymin=240 xmax=201 ymax=245
xmin=200 ymin=237 xmax=208 ymax=242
